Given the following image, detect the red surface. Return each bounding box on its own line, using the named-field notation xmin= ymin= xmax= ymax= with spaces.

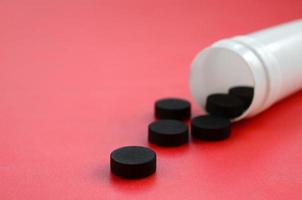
xmin=1 ymin=0 xmax=302 ymax=199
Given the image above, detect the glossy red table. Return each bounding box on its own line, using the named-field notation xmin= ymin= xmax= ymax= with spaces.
xmin=1 ymin=1 xmax=302 ymax=199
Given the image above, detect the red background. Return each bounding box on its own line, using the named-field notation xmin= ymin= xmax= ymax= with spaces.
xmin=1 ymin=0 xmax=302 ymax=199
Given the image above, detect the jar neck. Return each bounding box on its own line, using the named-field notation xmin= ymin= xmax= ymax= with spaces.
xmin=212 ymin=38 xmax=274 ymax=120
xmin=232 ymin=36 xmax=282 ymax=113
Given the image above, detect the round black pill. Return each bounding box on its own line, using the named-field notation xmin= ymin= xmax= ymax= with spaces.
xmin=110 ymin=146 xmax=156 ymax=179
xmin=155 ymin=98 xmax=191 ymax=120
xmin=148 ymin=120 xmax=189 ymax=146
xmin=229 ymin=86 xmax=254 ymax=110
xmin=206 ymin=94 xmax=245 ymax=118
xmin=191 ymin=115 xmax=231 ymax=140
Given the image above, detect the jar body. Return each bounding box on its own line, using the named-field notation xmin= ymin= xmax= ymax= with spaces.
xmin=190 ymin=19 xmax=302 ymax=121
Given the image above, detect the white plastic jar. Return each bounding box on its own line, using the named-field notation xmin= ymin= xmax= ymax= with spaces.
xmin=190 ymin=19 xmax=302 ymax=121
